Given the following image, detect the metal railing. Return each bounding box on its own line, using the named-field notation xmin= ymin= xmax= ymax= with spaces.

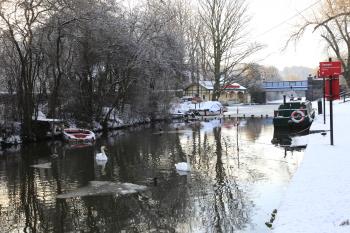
xmin=339 ymin=91 xmax=350 ymax=102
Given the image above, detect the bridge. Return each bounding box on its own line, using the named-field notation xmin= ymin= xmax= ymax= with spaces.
xmin=262 ymin=80 xmax=308 ymax=91
xmin=262 ymin=80 xmax=309 ymax=102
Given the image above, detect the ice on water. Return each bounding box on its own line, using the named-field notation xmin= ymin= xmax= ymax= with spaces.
xmin=56 ymin=181 xmax=147 ymax=199
xmin=153 ymin=130 xmax=192 ymax=135
xmin=176 ymin=170 xmax=190 ymax=176
xmin=30 ymin=162 xmax=52 ymax=169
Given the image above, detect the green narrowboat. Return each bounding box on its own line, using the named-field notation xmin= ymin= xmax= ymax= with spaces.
xmin=273 ymin=97 xmax=315 ymax=132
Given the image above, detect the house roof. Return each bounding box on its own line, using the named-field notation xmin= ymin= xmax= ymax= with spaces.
xmin=224 ymin=83 xmax=247 ymax=91
xmin=185 ymin=81 xmax=247 ymax=91
xmin=196 ymin=81 xmax=246 ymax=90
xmin=199 ymin=80 xmax=214 ymax=90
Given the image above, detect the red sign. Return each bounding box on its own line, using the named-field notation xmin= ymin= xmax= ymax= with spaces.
xmin=319 ymin=61 xmax=342 ymax=77
xmin=325 ymin=77 xmax=340 ymax=100
xmin=225 ymin=84 xmax=240 ymax=89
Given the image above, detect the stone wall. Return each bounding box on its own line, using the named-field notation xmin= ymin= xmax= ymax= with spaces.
xmin=306 ymin=77 xmax=323 ymax=101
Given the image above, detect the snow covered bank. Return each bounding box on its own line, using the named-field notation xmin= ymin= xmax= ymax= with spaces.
xmin=92 ymin=107 xmax=152 ymax=132
xmin=0 ymin=121 xmax=22 ymax=147
xmin=0 ymin=107 xmax=153 ymax=149
xmin=170 ymin=101 xmax=224 ymax=115
xmin=273 ymin=100 xmax=350 ymax=233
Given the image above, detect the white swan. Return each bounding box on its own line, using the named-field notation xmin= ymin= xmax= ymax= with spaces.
xmin=96 ymin=146 xmax=108 ymax=161
xmin=175 ymin=154 xmax=191 ymax=172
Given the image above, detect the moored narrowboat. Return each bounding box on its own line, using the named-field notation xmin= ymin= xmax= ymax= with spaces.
xmin=273 ymin=97 xmax=315 ymax=133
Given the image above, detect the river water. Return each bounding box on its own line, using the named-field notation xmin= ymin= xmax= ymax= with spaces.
xmin=0 ymin=118 xmax=303 ymax=233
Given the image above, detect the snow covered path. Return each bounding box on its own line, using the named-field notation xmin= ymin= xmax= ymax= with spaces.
xmin=273 ymin=100 xmax=350 ymax=233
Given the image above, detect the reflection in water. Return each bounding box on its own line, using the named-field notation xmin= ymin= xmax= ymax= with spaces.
xmin=0 ymin=118 xmax=303 ymax=232
xmin=56 ymin=181 xmax=147 ymax=199
xmin=30 ymin=162 xmax=52 ymax=169
xmin=271 ymin=128 xmax=295 ymax=146
xmin=271 ymin=128 xmax=308 ymax=161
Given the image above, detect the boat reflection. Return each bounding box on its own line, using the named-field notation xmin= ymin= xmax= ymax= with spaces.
xmin=271 ymin=129 xmax=307 ymax=160
xmin=0 ymin=119 xmax=303 ymax=233
xmin=271 ymin=130 xmax=293 ymax=146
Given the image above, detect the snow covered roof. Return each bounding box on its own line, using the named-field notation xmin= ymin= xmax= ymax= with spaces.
xmin=199 ymin=80 xmax=214 ymax=90
xmin=188 ymin=81 xmax=246 ymax=91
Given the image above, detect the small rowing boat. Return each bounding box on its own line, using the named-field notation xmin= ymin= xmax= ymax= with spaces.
xmin=63 ymin=128 xmax=96 ymax=142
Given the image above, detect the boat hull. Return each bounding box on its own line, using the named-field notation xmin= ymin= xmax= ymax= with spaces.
xmin=63 ymin=128 xmax=96 ymax=142
xmin=273 ymin=117 xmax=313 ymax=133
xmin=273 ymin=99 xmax=315 ymax=133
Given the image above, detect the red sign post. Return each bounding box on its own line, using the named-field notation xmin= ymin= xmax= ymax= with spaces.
xmin=319 ymin=61 xmax=342 ymax=77
xmin=325 ymin=77 xmax=340 ymax=100
xmin=319 ymin=60 xmax=342 ymax=146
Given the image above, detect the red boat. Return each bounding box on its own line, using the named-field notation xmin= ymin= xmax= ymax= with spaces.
xmin=63 ymin=128 xmax=96 ymax=142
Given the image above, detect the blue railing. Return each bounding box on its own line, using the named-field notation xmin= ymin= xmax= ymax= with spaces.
xmin=262 ymin=81 xmax=308 ymax=91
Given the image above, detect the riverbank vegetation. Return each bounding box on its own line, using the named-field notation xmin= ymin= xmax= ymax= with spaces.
xmin=0 ymin=0 xmax=264 ymax=142
xmin=1 ymin=0 xmax=314 ymax=143
xmin=287 ymin=0 xmax=350 ymax=87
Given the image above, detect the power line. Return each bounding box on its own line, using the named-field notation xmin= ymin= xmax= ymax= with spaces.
xmin=256 ymin=0 xmax=322 ymax=38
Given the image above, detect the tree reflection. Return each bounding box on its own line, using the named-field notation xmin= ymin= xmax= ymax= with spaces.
xmin=0 ymin=120 xmax=299 ymax=232
xmin=212 ymin=127 xmax=250 ymax=232
xmin=243 ymin=118 xmax=264 ymax=141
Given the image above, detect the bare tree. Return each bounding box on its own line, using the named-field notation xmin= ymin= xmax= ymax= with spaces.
xmin=263 ymin=66 xmax=282 ymax=82
xmin=0 ymin=0 xmax=194 ymax=137
xmin=198 ymin=0 xmax=262 ymax=100
xmin=120 ymin=0 xmax=186 ymax=121
xmin=288 ymin=0 xmax=350 ymax=87
xmin=40 ymin=14 xmax=77 ymax=119
xmin=0 ymin=0 xmax=56 ymax=141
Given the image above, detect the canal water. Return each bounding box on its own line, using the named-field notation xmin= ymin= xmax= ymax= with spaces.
xmin=0 ymin=118 xmax=303 ymax=233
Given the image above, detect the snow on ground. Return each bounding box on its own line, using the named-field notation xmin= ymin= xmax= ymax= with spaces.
xmin=273 ymin=100 xmax=350 ymax=233
xmin=290 ymin=135 xmax=309 ymax=147
xmin=170 ymin=101 xmax=223 ymax=115
xmin=310 ymin=100 xmax=331 ymax=132
xmin=1 ymin=135 xmax=22 ymax=145
xmin=92 ymin=107 xmax=151 ymax=131
xmin=171 ymin=101 xmax=280 ymax=118
xmin=267 ymin=99 xmax=285 ymax=104
xmin=35 ymin=111 xmax=47 ymax=120
xmin=310 ymin=118 xmax=330 ymax=131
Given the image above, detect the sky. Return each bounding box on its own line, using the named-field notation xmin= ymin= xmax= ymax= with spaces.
xmin=123 ymin=0 xmax=328 ymax=71
xmin=248 ymin=0 xmax=327 ymax=71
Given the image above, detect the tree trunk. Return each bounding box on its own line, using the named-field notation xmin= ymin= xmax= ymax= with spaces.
xmin=21 ymin=82 xmax=35 ymax=142
xmin=212 ymin=54 xmax=221 ymax=101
